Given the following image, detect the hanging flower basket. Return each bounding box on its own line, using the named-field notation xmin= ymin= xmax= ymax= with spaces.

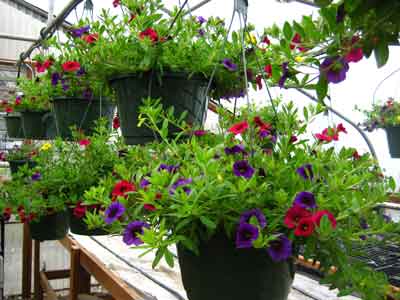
xmin=21 ymin=110 xmax=56 ymax=139
xmin=385 ymin=127 xmax=400 ymax=158
xmin=109 ymin=72 xmax=209 ymax=145
xmin=177 ymin=231 xmax=295 ymax=300
xmin=29 ymin=210 xmax=69 ymax=241
xmin=5 ymin=113 xmax=24 ymax=138
xmin=67 ymin=207 xmax=108 ymax=236
xmin=8 ymin=160 xmax=36 ymax=176
xmin=52 ymin=97 xmax=115 ymax=139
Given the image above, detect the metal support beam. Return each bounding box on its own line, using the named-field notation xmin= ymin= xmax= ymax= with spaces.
xmin=0 ymin=33 xmax=37 ymax=43
xmin=296 ymin=88 xmax=378 ymax=160
xmin=183 ymin=0 xmax=213 ymax=16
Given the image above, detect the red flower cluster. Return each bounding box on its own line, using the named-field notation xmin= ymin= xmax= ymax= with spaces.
xmin=112 ymin=0 xmax=120 ymax=7
xmin=139 ymin=28 xmax=158 ymax=43
xmin=315 ymin=123 xmax=347 ymax=143
xmin=345 ymin=36 xmax=363 ymax=63
xmin=73 ymin=202 xmax=87 ymax=218
xmin=17 ymin=206 xmax=35 ymax=223
xmin=62 ymin=61 xmax=81 ymax=72
xmin=284 ymin=205 xmax=336 ymax=237
xmin=3 ymin=208 xmax=12 ymax=221
xmin=113 ymin=116 xmax=120 ymax=129
xmin=82 ymin=33 xmax=99 ymax=44
xmin=35 ymin=59 xmax=53 ymax=73
xmin=228 ymin=121 xmax=249 ymax=135
xmin=112 ymin=180 xmax=136 ymax=200
xmin=290 ymin=33 xmax=307 ymax=52
xmin=79 ymin=139 xmax=91 ymax=147
xmin=264 ymin=64 xmax=272 ymax=78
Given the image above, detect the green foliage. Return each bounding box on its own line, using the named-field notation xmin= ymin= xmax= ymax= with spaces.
xmin=358 ymin=98 xmax=400 ymax=130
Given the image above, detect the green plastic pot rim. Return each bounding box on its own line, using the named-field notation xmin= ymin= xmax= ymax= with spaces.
xmin=385 ymin=126 xmax=400 ymax=130
xmin=108 ymin=71 xmax=207 ymax=84
xmin=5 ymin=113 xmax=21 ymax=117
xmin=21 ymin=110 xmax=50 ymax=114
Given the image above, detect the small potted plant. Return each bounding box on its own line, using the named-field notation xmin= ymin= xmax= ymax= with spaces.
xmin=1 ymin=96 xmax=24 ymax=138
xmin=359 ymin=98 xmax=400 ymax=158
xmin=99 ymin=99 xmax=399 ymax=300
xmin=32 ymin=50 xmax=115 ymax=139
xmin=17 ymin=77 xmax=54 ymax=139
xmin=0 ymin=140 xmax=38 ymax=175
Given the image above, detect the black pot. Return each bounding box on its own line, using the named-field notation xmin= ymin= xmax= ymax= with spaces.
xmin=177 ymin=232 xmax=295 ymax=300
xmin=30 ymin=210 xmax=69 ymax=241
xmin=8 ymin=160 xmax=36 ymax=175
xmin=385 ymin=127 xmax=400 ymax=158
xmin=67 ymin=207 xmax=108 ymax=236
xmin=5 ymin=114 xmax=24 ymax=138
xmin=21 ymin=110 xmax=56 ymax=139
xmin=109 ymin=72 xmax=209 ymax=145
xmin=52 ymin=97 xmax=115 ymax=139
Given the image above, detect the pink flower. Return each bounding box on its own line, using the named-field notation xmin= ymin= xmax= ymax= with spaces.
xmin=194 ymin=130 xmax=207 ymax=137
xmin=228 ymin=121 xmax=249 ymax=135
xmin=313 ymin=210 xmax=337 ymax=229
xmin=345 ymin=48 xmax=363 ymax=63
xmin=79 ymin=139 xmax=91 ymax=147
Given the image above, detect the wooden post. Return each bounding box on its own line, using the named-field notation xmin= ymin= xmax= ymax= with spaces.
xmin=33 ymin=240 xmax=43 ymax=300
xmin=70 ymin=245 xmax=91 ymax=300
xmin=22 ymin=224 xmax=32 ymax=299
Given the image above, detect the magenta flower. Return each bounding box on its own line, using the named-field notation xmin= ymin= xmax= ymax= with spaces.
xmin=222 ymin=59 xmax=238 ymax=72
xmin=296 ymin=164 xmax=313 ymax=180
xmin=239 ymin=208 xmax=267 ymax=228
xmin=267 ymin=235 xmax=292 ymax=262
xmin=320 ymin=56 xmax=349 ymax=84
xmin=104 ymin=202 xmax=125 ymax=224
xmin=235 ymin=222 xmax=259 ymax=248
xmin=293 ymin=191 xmax=317 ymax=209
xmin=233 ymin=160 xmax=255 ymax=179
xmin=123 ymin=221 xmax=149 ymax=246
xmin=194 ymin=130 xmax=207 ymax=137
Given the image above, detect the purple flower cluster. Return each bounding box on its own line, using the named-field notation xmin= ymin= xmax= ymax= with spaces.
xmin=278 ymin=62 xmax=289 ymax=88
xmin=123 ymin=221 xmax=149 ymax=246
xmin=296 ymin=164 xmax=313 ymax=180
xmin=170 ymin=178 xmax=192 ymax=195
xmin=320 ymin=56 xmax=349 ymax=84
xmin=225 ymin=145 xmax=246 ymax=155
xmin=222 ymin=58 xmax=238 ymax=72
xmin=233 ymin=160 xmax=254 ymax=179
xmin=293 ymin=191 xmax=317 ymax=209
xmin=158 ymin=164 xmax=179 ymax=173
xmin=70 ymin=25 xmax=90 ymax=38
xmin=267 ymin=235 xmax=292 ymax=262
xmin=104 ymin=202 xmax=125 ymax=224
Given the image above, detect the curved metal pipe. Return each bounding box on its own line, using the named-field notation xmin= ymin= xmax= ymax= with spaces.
xmin=296 ymin=88 xmax=378 ymax=159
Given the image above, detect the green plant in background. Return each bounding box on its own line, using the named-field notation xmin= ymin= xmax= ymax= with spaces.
xmin=0 ymin=140 xmax=38 ymax=162
xmin=358 ymin=98 xmax=400 ymax=131
xmin=16 ymin=77 xmax=52 ymax=111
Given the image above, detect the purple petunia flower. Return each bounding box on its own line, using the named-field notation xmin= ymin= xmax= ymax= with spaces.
xmin=225 ymin=145 xmax=246 ymax=155
xmin=122 ymin=221 xmax=149 ymax=246
xmin=104 ymin=202 xmax=125 ymax=224
xmin=296 ymin=164 xmax=313 ymax=180
xmin=240 ymin=208 xmax=267 ymax=228
xmin=267 ymin=235 xmax=292 ymax=262
xmin=82 ymin=88 xmax=93 ymax=100
xmin=220 ymin=90 xmax=245 ymax=100
xmin=293 ymin=191 xmax=317 ymax=209
xmin=320 ymin=56 xmax=349 ymax=84
xmin=235 ymin=222 xmax=259 ymax=248
xmin=140 ymin=178 xmax=150 ymax=188
xmin=198 ymin=29 xmax=205 ymax=37
xmin=76 ymin=67 xmax=86 ymax=77
xmin=158 ymin=164 xmax=179 ymax=173
xmin=31 ymin=172 xmax=41 ymax=181
xmin=233 ymin=160 xmax=255 ymax=179
xmin=70 ymin=25 xmax=90 ymax=38
xmin=197 ymin=16 xmax=207 ymax=24
xmin=278 ymin=62 xmax=289 ymax=88
xmin=170 ymin=178 xmax=193 ymax=195
xmin=51 ymin=73 xmax=60 ymax=86
xmin=222 ymin=59 xmax=238 ymax=72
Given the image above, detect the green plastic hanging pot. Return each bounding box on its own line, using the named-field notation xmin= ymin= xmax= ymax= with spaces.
xmin=177 ymin=231 xmax=295 ymax=300
xmin=29 ymin=210 xmax=69 ymax=241
xmin=5 ymin=114 xmax=24 ymax=138
xmin=385 ymin=127 xmax=400 ymax=158
xmin=8 ymin=160 xmax=36 ymax=176
xmin=109 ymin=72 xmax=209 ymax=145
xmin=52 ymin=97 xmax=115 ymax=139
xmin=67 ymin=207 xmax=108 ymax=236
xmin=21 ymin=110 xmax=55 ymax=139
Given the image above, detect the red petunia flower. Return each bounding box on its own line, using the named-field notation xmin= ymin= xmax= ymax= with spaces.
xmin=112 ymin=180 xmax=136 ymax=200
xmin=82 ymin=33 xmax=99 ymax=44
xmin=313 ymin=210 xmax=337 ymax=229
xmin=264 ymin=64 xmax=272 ymax=78
xmin=35 ymin=59 xmax=53 ymax=73
xmin=5 ymin=106 xmax=13 ymax=113
xmin=336 ymin=123 xmax=347 ymax=134
xmin=294 ymin=217 xmax=315 ymax=237
xmin=290 ymin=33 xmax=302 ymax=50
xmin=62 ymin=61 xmax=81 ymax=72
xmin=345 ymin=48 xmax=363 ymax=63
xmin=256 ymin=75 xmax=263 ymax=90
xmin=73 ymin=202 xmax=87 ymax=219
xmin=113 ymin=116 xmax=120 ymax=129
xmin=284 ymin=206 xmax=312 ymax=229
xmin=228 ymin=121 xmax=249 ymax=135
xmin=112 ymin=0 xmax=120 ymax=7
xmin=15 ymin=98 xmax=22 ymax=105
xmin=79 ymin=139 xmax=91 ymax=147
xmin=262 ymin=36 xmax=271 ymax=45
xmin=144 ymin=204 xmax=156 ymax=211
xmin=290 ymin=135 xmax=298 ymax=143
xmin=353 ymin=150 xmax=361 ymax=160
xmin=139 ymin=28 xmax=158 ymax=43
xmin=254 ymin=116 xmax=271 ymax=131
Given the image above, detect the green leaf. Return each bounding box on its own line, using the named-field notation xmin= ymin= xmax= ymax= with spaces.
xmin=200 ymin=216 xmax=217 ymax=230
xmin=152 ymin=248 xmax=164 ymax=269
xmin=292 ymin=21 xmax=306 ymax=39
xmin=164 ymin=249 xmax=174 ymax=268
xmin=374 ymin=42 xmax=389 ymax=68
xmin=283 ymin=22 xmax=293 ymax=40
xmin=316 ymin=77 xmax=328 ymax=102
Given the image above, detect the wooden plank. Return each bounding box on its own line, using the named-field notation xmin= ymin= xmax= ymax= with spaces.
xmin=22 ymin=223 xmax=32 ymax=299
xmin=45 ymin=269 xmax=70 ymax=280
xmin=39 ymin=271 xmax=58 ymax=300
xmin=34 ymin=240 xmax=43 ymax=300
xmin=70 ymin=245 xmax=80 ymax=300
